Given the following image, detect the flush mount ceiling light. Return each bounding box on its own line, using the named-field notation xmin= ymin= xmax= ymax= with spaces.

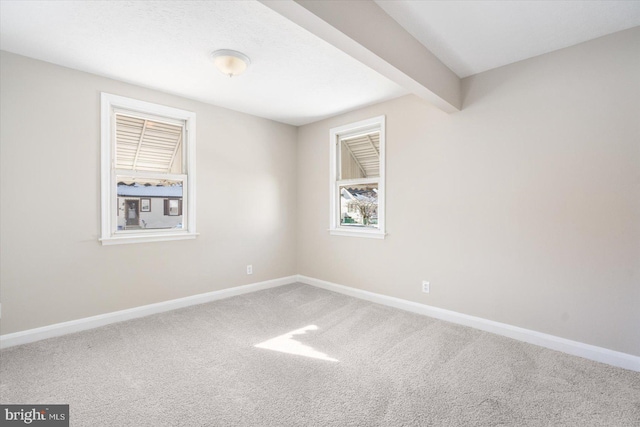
xmin=211 ymin=49 xmax=251 ymax=77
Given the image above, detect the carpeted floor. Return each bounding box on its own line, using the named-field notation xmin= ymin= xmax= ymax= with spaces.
xmin=1 ymin=283 xmax=639 ymax=426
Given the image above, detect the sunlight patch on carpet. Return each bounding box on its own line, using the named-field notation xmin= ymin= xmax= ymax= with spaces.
xmin=255 ymin=325 xmax=338 ymax=362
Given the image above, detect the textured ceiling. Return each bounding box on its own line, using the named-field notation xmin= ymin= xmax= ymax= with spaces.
xmin=376 ymin=0 xmax=640 ymax=78
xmin=2 ymin=1 xmax=639 ymax=123
xmin=0 ymin=1 xmax=407 ymax=126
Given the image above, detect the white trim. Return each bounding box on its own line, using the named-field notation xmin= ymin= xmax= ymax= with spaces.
xmin=0 ymin=276 xmax=297 ymax=349
xmin=329 ymin=115 xmax=386 ymax=237
xmin=329 ymin=229 xmax=386 ymax=239
xmin=337 ymin=177 xmax=380 ymax=187
xmin=114 ymin=170 xmax=187 ymax=181
xmin=3 ymin=273 xmax=637 ymax=371
xmin=100 ymin=232 xmax=198 ymax=245
xmin=330 ymin=115 xmax=385 ymax=136
xmin=113 ymin=107 xmax=186 ymax=127
xmin=100 ymin=94 xmax=112 ymax=241
xmin=296 ymin=275 xmax=640 ymax=372
xmin=100 ymin=93 xmax=197 ymax=245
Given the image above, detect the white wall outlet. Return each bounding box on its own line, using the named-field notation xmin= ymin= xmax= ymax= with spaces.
xmin=246 ymin=265 xmax=253 ymax=275
xmin=422 ymin=281 xmax=430 ymax=293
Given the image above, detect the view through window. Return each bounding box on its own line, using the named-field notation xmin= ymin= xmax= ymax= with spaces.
xmin=100 ymin=93 xmax=196 ymax=245
xmin=329 ymin=116 xmax=385 ymax=238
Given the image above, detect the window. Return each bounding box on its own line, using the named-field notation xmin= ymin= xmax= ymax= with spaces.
xmin=329 ymin=116 xmax=385 ymax=239
xmin=100 ymin=93 xmax=196 ymax=245
xmin=164 ymin=199 xmax=182 ymax=216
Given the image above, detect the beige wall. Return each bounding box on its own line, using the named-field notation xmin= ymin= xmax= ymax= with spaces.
xmin=2 ymin=27 xmax=639 ymax=357
xmin=296 ymin=28 xmax=640 ymax=356
xmin=0 ymin=51 xmax=298 ymax=334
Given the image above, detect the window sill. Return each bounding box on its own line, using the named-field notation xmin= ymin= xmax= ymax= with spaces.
xmin=329 ymin=228 xmax=386 ymax=239
xmin=100 ymin=232 xmax=198 ymax=246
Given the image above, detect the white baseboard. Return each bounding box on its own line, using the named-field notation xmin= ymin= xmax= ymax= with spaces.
xmin=297 ymin=275 xmax=640 ymax=372
xmin=0 ymin=275 xmax=297 ymax=349
xmin=3 ymin=274 xmax=638 ymax=372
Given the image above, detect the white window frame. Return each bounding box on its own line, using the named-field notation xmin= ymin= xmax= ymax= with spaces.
xmin=100 ymin=93 xmax=197 ymax=245
xmin=329 ymin=115 xmax=386 ymax=239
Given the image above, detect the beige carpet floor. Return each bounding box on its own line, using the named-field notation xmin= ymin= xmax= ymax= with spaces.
xmin=1 ymin=283 xmax=639 ymax=426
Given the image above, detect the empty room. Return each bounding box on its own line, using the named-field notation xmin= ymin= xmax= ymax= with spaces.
xmin=1 ymin=1 xmax=639 ymax=426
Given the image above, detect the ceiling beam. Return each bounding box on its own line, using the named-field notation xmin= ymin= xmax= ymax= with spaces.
xmin=260 ymin=0 xmax=461 ymax=113
xmin=366 ymin=134 xmax=379 ymax=156
xmin=132 ymin=120 xmax=148 ymax=170
xmin=342 ymin=142 xmax=368 ymax=178
xmin=167 ymin=133 xmax=182 ymax=173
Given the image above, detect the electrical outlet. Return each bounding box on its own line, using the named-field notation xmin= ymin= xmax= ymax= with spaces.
xmin=247 ymin=265 xmax=253 ymax=275
xmin=422 ymin=281 xmax=430 ymax=293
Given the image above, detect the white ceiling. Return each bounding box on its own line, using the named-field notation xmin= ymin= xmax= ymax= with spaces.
xmin=1 ymin=1 xmax=639 ymax=125
xmin=0 ymin=0 xmax=406 ymax=126
xmin=376 ymin=0 xmax=640 ymax=78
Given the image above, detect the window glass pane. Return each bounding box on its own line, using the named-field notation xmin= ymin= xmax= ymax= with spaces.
xmin=339 ymin=183 xmax=378 ymax=228
xmin=115 ymin=114 xmax=184 ymax=173
xmin=340 ymin=131 xmax=380 ymax=180
xmin=116 ymin=178 xmax=183 ymax=231
xmin=169 ymin=200 xmax=179 ymax=216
